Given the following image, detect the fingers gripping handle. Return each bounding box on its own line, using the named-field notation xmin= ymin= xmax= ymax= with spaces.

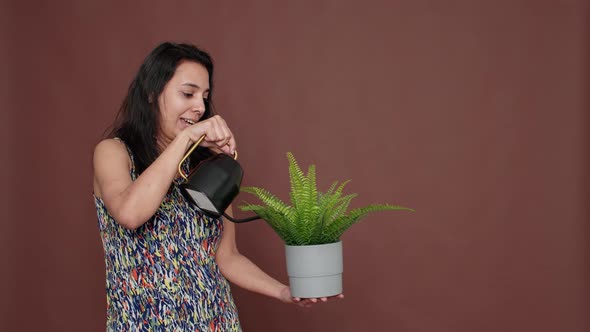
xmin=178 ymin=134 xmax=238 ymax=181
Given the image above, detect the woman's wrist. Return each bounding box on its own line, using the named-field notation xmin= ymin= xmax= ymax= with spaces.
xmin=173 ymin=130 xmax=195 ymax=151
xmin=276 ymin=284 xmax=291 ymax=303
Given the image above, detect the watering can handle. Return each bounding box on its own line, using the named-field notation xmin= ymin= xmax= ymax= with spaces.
xmin=178 ymin=134 xmax=238 ymax=181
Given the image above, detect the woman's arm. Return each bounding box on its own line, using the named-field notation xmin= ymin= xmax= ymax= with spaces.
xmin=93 ymin=115 xmax=236 ymax=230
xmin=93 ymin=133 xmax=192 ymax=229
xmin=215 ymin=205 xmax=288 ymax=301
xmin=216 ymin=206 xmax=343 ymax=306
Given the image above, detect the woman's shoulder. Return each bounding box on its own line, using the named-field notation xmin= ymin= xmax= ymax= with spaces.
xmin=93 ymin=138 xmax=136 ymax=197
xmin=93 ymin=138 xmax=131 ymax=167
xmin=94 ymin=137 xmax=127 ymax=154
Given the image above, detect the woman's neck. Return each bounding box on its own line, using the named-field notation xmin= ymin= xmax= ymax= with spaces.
xmin=156 ymin=134 xmax=173 ymax=153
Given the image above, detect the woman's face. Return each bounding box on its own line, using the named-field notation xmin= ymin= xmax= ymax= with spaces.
xmin=157 ymin=61 xmax=210 ymax=146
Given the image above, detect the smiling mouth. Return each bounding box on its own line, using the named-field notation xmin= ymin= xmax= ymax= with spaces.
xmin=182 ymin=118 xmax=196 ymax=125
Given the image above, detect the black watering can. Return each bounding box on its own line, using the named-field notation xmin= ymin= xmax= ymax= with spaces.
xmin=178 ymin=135 xmax=261 ymax=223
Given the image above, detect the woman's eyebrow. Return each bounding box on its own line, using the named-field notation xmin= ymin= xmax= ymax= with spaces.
xmin=182 ymin=83 xmax=200 ymax=88
xmin=181 ymin=83 xmax=210 ymax=92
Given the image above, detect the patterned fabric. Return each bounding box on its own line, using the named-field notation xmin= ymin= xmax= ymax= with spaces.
xmin=94 ymin=140 xmax=241 ymax=331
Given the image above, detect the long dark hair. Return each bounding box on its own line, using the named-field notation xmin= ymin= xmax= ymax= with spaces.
xmin=108 ymin=42 xmax=215 ymax=175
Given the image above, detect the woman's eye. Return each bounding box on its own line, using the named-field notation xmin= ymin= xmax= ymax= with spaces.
xmin=182 ymin=92 xmax=194 ymax=98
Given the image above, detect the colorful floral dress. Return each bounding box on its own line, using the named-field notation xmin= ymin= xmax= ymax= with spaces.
xmin=94 ymin=141 xmax=241 ymax=331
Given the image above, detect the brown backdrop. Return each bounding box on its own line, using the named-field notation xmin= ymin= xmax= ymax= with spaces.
xmin=1 ymin=1 xmax=588 ymax=331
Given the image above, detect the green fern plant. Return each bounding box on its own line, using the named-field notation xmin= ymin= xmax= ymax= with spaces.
xmin=239 ymin=152 xmax=413 ymax=245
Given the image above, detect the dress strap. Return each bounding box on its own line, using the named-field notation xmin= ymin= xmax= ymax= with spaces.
xmin=113 ymin=137 xmax=137 ymax=181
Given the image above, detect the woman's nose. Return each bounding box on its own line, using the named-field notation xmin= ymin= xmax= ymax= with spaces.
xmin=193 ymin=97 xmax=206 ymax=113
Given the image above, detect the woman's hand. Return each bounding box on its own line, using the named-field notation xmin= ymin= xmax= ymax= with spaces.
xmin=278 ymin=285 xmax=344 ymax=308
xmin=182 ymin=115 xmax=236 ymax=155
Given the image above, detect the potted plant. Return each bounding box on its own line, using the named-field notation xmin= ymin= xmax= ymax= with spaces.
xmin=239 ymin=153 xmax=413 ymax=298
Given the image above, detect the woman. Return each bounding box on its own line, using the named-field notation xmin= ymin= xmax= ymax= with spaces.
xmin=93 ymin=42 xmax=341 ymax=331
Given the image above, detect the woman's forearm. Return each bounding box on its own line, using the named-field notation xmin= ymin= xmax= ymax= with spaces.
xmin=218 ymin=253 xmax=286 ymax=300
xmin=111 ymin=133 xmax=192 ymax=228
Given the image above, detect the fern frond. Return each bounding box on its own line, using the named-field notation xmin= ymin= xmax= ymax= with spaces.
xmin=348 ymin=204 xmax=414 ymax=220
xmin=287 ymin=152 xmax=307 ymax=209
xmin=309 ymin=189 xmax=336 ymax=243
xmin=334 ymin=180 xmax=351 ymax=196
xmin=239 ymin=202 xmax=304 ymax=245
xmin=309 ymin=193 xmax=333 ymax=244
xmin=326 ymin=193 xmax=357 ymax=223
xmin=314 ymin=180 xmax=350 ymax=225
xmin=238 ymin=203 xmax=284 ymax=237
xmin=298 ymin=164 xmax=320 ymax=242
xmin=320 ymin=215 xmax=355 ymax=243
xmin=240 ymin=187 xmax=295 ymax=221
xmin=323 ymin=204 xmax=413 ymax=242
xmin=325 ymin=181 xmax=339 ymax=196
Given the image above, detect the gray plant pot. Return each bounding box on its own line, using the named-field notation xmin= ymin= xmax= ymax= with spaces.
xmin=285 ymin=241 xmax=343 ymax=298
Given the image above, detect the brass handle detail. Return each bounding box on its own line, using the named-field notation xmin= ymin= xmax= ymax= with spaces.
xmin=178 ymin=135 xmax=238 ymax=181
